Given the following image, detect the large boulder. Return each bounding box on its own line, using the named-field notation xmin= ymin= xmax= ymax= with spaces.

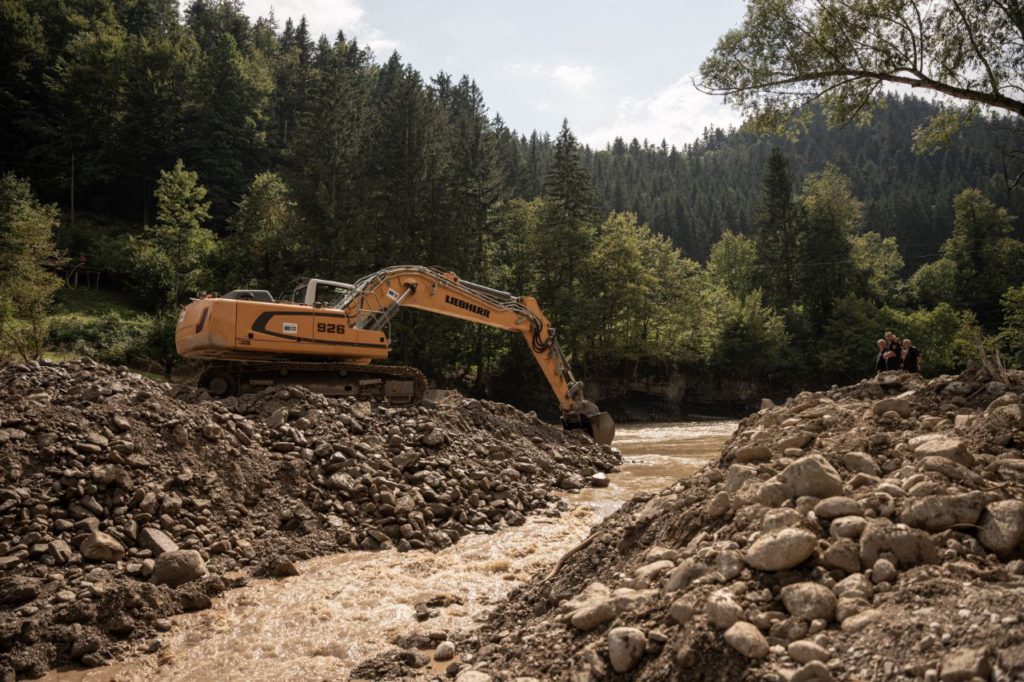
xmin=781 ymin=582 xmax=838 ymax=621
xmin=859 ymin=519 xmax=938 ymax=568
xmin=772 ymin=455 xmax=843 ymax=499
xmin=80 ymin=531 xmax=125 ymax=562
xmin=745 ymin=528 xmax=818 ymax=571
xmin=977 ymin=500 xmax=1024 ymax=559
xmin=898 ymin=492 xmax=986 ymax=532
xmin=151 ymin=549 xmax=207 ymax=587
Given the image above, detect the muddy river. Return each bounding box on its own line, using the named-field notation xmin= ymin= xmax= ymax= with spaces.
xmin=50 ymin=419 xmax=735 ymax=682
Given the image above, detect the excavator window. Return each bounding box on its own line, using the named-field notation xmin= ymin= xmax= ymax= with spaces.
xmin=314 ymin=283 xmax=348 ymax=307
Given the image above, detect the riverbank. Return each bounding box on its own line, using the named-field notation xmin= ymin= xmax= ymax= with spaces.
xmin=454 ymin=368 xmax=1024 ymax=681
xmin=0 ymin=360 xmax=619 ymax=678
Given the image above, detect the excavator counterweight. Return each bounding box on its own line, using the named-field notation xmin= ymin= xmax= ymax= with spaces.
xmin=175 ymin=266 xmax=615 ymax=445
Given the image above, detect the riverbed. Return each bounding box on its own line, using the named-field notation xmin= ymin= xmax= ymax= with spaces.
xmin=49 ymin=419 xmax=735 ymax=682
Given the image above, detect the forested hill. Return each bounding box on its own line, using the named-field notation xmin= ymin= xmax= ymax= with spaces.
xmin=2 ymin=0 xmax=1020 ymax=268
xmin=578 ymin=97 xmax=1024 ymax=262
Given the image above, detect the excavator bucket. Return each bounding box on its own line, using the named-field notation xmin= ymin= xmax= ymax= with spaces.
xmin=587 ymin=411 xmax=616 ymax=446
xmin=562 ymin=404 xmax=616 ymax=446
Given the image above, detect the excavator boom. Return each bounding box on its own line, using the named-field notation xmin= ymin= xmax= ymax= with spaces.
xmin=176 ymin=266 xmax=615 ymax=445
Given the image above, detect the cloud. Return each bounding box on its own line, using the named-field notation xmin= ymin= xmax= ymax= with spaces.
xmin=506 ymin=62 xmax=597 ymax=93
xmin=243 ymin=0 xmax=398 ymax=53
xmin=550 ymin=65 xmax=596 ymax=93
xmin=583 ymin=74 xmax=743 ymax=148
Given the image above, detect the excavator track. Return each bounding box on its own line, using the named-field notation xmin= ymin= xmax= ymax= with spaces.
xmin=198 ymin=361 xmax=427 ymax=403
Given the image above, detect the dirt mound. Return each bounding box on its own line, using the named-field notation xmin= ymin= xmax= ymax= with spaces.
xmin=455 ymin=368 xmax=1024 ymax=681
xmin=0 ymin=359 xmax=618 ymax=678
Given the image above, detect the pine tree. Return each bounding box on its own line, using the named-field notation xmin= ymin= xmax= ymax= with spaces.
xmin=753 ymin=148 xmax=797 ymax=309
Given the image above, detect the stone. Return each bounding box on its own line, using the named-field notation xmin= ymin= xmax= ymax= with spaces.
xmin=151 ymin=549 xmax=207 ymax=587
xmin=400 ymin=650 xmax=430 ymax=668
xmin=139 ymin=527 xmax=179 ymax=557
xmin=669 ymin=598 xmax=694 ymax=625
xmin=455 ymin=673 xmax=492 ymax=682
xmin=607 ymin=627 xmax=646 ymax=673
xmin=859 ymin=519 xmax=938 ymax=568
xmin=898 ymin=492 xmax=985 ymax=532
xmin=80 ymin=531 xmax=125 ymax=562
xmin=977 ymin=500 xmax=1024 ymax=559
xmin=745 ymin=528 xmax=817 ymax=572
xmin=791 ymin=660 xmax=834 ymax=682
xmin=788 ymin=639 xmax=829 ymax=664
xmin=761 ymin=508 xmax=804 ymax=531
xmin=821 ymin=539 xmax=860 ymax=574
xmin=570 ymin=600 xmax=616 ymax=631
xmin=777 ymin=431 xmax=815 ymax=450
xmin=663 ymin=559 xmax=707 ymax=593
xmin=725 ymin=464 xmax=758 ymax=492
xmin=780 ymin=582 xmax=837 ymax=621
xmin=839 ymin=609 xmax=881 ymax=633
xmin=723 ymin=621 xmax=768 ymax=659
xmin=706 ymin=590 xmax=744 ymax=628
xmin=0 ymin=576 xmax=40 ymax=606
xmin=870 ymin=558 xmax=898 ymax=583
xmin=773 ymin=455 xmax=843 ymax=499
xmin=47 ymin=539 xmax=73 ymax=564
xmin=913 ymin=436 xmax=973 ymax=468
xmin=266 ymin=407 xmax=289 ymax=429
xmin=843 ymin=451 xmax=880 ymax=476
xmin=735 ymin=444 xmax=771 ymax=463
xmin=814 ymin=496 xmax=863 ymax=519
xmin=872 ymin=397 xmax=912 ymax=418
xmin=707 ymin=491 xmax=732 ymax=517
xmin=940 ymin=646 xmax=990 ymax=682
xmin=435 ymin=641 xmax=456 ymax=661
xmin=829 ymin=516 xmax=867 ymax=539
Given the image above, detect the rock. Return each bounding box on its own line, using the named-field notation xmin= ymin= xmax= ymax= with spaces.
xmin=725 ymin=464 xmax=758 ymax=492
xmin=435 ymin=640 xmax=456 ymax=661
xmin=940 ymin=646 xmax=990 ymax=682
xmin=663 ymin=559 xmax=707 ymax=593
xmin=788 ymin=639 xmax=830 ymax=664
xmin=977 ymin=500 xmax=1024 ymax=559
xmin=707 ymin=491 xmax=732 ymax=517
xmin=772 ymin=455 xmax=843 ymax=499
xmin=843 ymin=451 xmax=880 ymax=476
xmin=0 ymin=576 xmax=40 ymax=606
xmin=201 ymin=423 xmax=222 ymax=441
xmin=80 ymin=531 xmax=125 ymax=562
xmin=814 ymin=496 xmax=863 ymax=519
xmin=139 ymin=527 xmax=179 ymax=557
xmin=455 ymin=672 xmax=492 ymax=682
xmin=913 ymin=436 xmax=973 ymax=467
xmin=821 ymin=539 xmax=860 ymax=574
xmin=745 ymin=528 xmax=818 ymax=571
xmin=400 ymin=650 xmax=430 ymax=668
xmin=607 ymin=626 xmax=646 ymax=673
xmin=859 ymin=519 xmax=938 ymax=568
xmin=735 ymin=444 xmax=771 ymax=463
xmin=669 ymin=598 xmax=694 ymax=625
xmin=781 ymin=582 xmax=837 ymax=621
xmin=723 ymin=621 xmax=768 ymax=659
xmin=898 ymin=492 xmax=985 ymax=532
xmin=829 ymin=515 xmax=867 ymax=539
xmin=706 ymin=590 xmax=744 ymax=628
xmin=47 ymin=539 xmax=73 ymax=564
xmin=570 ymin=600 xmax=616 ymax=631
xmin=839 ymin=609 xmax=881 ymax=633
xmin=791 ymin=660 xmax=834 ymax=682
xmin=151 ymin=549 xmax=207 ymax=587
xmin=872 ymin=397 xmax=912 ymax=418
xmin=870 ymin=558 xmax=898 ymax=583
xmin=266 ymin=407 xmax=289 ymax=429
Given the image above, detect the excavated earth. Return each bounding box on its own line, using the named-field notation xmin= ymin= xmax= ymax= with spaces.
xmin=434 ymin=368 xmax=1024 ymax=682
xmin=0 ymin=359 xmax=619 ymax=679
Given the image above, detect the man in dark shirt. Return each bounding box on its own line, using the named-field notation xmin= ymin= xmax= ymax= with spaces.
xmin=901 ymin=338 xmax=920 ymax=373
xmin=884 ymin=331 xmax=902 ymax=371
xmin=875 ymin=339 xmax=888 ymax=374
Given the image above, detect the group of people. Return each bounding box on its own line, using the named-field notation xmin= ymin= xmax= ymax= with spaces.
xmin=875 ymin=331 xmax=920 ymax=374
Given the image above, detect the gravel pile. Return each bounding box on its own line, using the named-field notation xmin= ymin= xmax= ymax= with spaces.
xmin=0 ymin=359 xmax=618 ymax=678
xmin=452 ymin=368 xmax=1024 ymax=682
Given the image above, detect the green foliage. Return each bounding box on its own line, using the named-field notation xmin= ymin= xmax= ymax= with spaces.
xmin=697 ymin=0 xmax=1024 ymax=138
xmin=909 ymin=258 xmax=958 ymax=309
xmin=220 ymin=172 xmax=299 ymax=292
xmin=753 ymin=148 xmax=798 ymax=308
xmin=890 ymin=304 xmax=981 ymax=376
xmin=129 ymin=159 xmax=217 ymax=307
xmin=819 ymin=296 xmax=891 ymax=383
xmin=942 ymin=189 xmax=1024 ymax=329
xmin=709 ymin=289 xmax=792 ymax=382
xmin=850 ymin=232 xmax=905 ymax=302
xmin=0 ymin=173 xmax=62 ymax=360
xmin=999 ymin=286 xmax=1024 ymax=367
xmin=709 ymin=230 xmax=758 ymax=299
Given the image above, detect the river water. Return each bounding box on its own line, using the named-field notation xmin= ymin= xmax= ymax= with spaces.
xmin=50 ymin=419 xmax=735 ymax=682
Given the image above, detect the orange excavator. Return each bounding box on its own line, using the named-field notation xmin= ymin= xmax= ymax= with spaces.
xmin=175 ymin=265 xmax=615 ymax=445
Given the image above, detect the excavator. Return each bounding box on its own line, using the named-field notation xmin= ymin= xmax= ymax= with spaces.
xmin=175 ymin=265 xmax=615 ymax=445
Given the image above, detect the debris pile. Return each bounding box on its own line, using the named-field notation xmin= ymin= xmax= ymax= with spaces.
xmin=0 ymin=359 xmax=617 ymax=678
xmin=457 ymin=369 xmax=1024 ymax=681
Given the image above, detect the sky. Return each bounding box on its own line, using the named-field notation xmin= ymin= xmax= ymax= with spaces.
xmin=242 ymin=0 xmax=749 ymax=149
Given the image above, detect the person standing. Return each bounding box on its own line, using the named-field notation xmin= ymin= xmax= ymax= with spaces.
xmin=884 ymin=331 xmax=902 ymax=371
xmin=875 ymin=339 xmax=888 ymax=374
xmin=901 ymin=338 xmax=920 ymax=373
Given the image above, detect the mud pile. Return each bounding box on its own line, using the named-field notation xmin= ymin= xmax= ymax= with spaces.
xmin=455 ymin=369 xmax=1024 ymax=682
xmin=0 ymin=359 xmax=617 ymax=678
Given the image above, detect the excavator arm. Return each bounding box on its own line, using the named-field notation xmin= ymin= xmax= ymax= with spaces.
xmin=332 ymin=266 xmax=615 ymax=445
